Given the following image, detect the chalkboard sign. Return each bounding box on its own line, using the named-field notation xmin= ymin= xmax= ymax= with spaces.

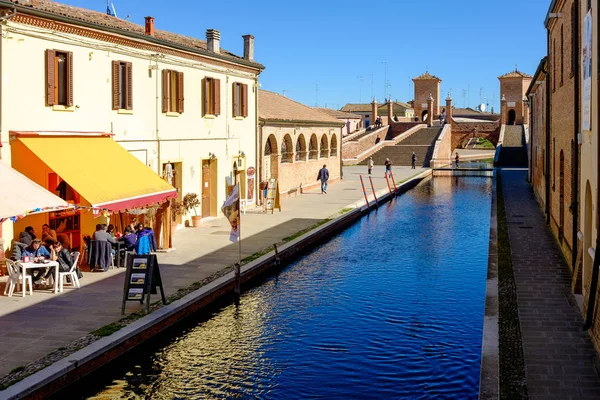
xmin=121 ymin=254 xmax=166 ymax=314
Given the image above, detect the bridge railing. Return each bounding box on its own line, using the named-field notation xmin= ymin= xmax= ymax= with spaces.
xmin=430 ymin=124 xmax=453 ymax=168
xmin=493 ymin=124 xmax=506 ymax=166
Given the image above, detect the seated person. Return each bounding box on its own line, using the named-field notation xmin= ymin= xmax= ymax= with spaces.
xmin=22 ymin=239 xmax=51 ymax=281
xmin=93 ymin=224 xmax=116 ymax=244
xmin=41 ymin=224 xmax=57 ymax=243
xmin=18 ymin=226 xmax=36 ymax=246
xmin=106 ymin=224 xmax=115 ymax=238
xmin=35 ymin=241 xmax=73 ymax=285
xmin=9 ymin=240 xmax=27 ymax=262
xmin=56 ymin=233 xmax=71 ymax=251
xmin=119 ymin=226 xmax=137 ymax=251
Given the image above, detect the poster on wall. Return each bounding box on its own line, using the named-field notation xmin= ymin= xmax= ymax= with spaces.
xmin=582 ymin=10 xmax=592 ymax=131
xmin=247 ymin=166 xmax=255 ymax=202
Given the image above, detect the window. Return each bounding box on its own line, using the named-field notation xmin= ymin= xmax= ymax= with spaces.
xmin=162 ymin=69 xmax=184 ymax=113
xmin=560 ymin=25 xmax=564 ymax=86
xmin=45 ymin=49 xmax=73 ymax=106
xmin=203 ymin=77 xmax=221 ymax=116
xmin=232 ymin=82 xmax=248 ymax=117
xmin=112 ymin=61 xmax=132 ymax=110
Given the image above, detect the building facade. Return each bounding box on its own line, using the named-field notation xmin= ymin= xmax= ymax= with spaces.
xmin=412 ymin=72 xmax=441 ymax=123
xmin=315 ymin=108 xmax=363 ymax=136
xmin=259 ymin=90 xmax=343 ymax=197
xmin=0 ymin=0 xmax=263 ymax=250
xmin=526 ymin=58 xmax=548 ymax=208
xmin=499 ymin=70 xmax=533 ymax=125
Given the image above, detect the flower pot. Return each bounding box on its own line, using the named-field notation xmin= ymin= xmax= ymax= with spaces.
xmin=191 ymin=216 xmax=202 ymax=228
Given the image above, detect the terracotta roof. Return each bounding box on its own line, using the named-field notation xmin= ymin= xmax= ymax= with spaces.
xmin=340 ymin=103 xmax=372 ymax=113
xmin=315 ymin=108 xmax=362 ymax=119
xmin=4 ymin=0 xmax=263 ymax=69
xmin=259 ymin=91 xmax=342 ymax=125
xmin=498 ymin=69 xmax=533 ymax=79
xmin=413 ymin=72 xmax=441 ymax=81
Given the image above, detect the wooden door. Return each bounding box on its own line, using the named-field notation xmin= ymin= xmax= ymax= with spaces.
xmin=202 ymin=161 xmax=211 ymax=218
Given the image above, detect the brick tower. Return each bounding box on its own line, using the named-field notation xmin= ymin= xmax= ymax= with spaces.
xmin=412 ymin=72 xmax=441 ymax=123
xmin=498 ymin=69 xmax=533 ymax=125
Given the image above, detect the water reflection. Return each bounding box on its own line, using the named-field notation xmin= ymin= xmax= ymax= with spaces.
xmin=77 ymin=177 xmax=492 ymax=400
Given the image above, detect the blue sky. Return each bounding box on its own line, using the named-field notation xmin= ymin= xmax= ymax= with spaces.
xmin=63 ymin=0 xmax=548 ymax=111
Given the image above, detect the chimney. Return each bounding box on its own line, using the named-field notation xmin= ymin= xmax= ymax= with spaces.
xmin=206 ymin=29 xmax=220 ymax=53
xmin=145 ymin=16 xmax=155 ymax=36
xmin=243 ymin=35 xmax=254 ymax=61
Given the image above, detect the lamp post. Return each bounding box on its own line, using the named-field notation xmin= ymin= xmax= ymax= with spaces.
xmin=382 ymin=61 xmax=388 ymax=101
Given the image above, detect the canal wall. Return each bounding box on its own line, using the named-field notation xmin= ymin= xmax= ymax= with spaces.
xmin=1 ymin=172 xmax=433 ymax=399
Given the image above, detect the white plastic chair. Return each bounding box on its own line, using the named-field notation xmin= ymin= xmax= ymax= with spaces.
xmin=4 ymin=260 xmax=32 ymax=297
xmin=59 ymin=252 xmax=81 ymax=292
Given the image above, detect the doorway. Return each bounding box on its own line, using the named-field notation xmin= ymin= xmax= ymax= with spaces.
xmin=164 ymin=162 xmax=182 ymax=224
xmin=584 ymin=182 xmax=593 ymax=297
xmin=201 ymin=160 xmax=211 ymax=218
xmin=421 ymin=110 xmax=428 ymax=123
xmin=508 ymin=109 xmax=516 ymax=125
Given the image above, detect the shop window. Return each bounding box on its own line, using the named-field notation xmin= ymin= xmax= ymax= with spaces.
xmin=45 ymin=49 xmax=73 ymax=106
xmin=202 ymin=77 xmax=221 ymax=116
xmin=112 ymin=61 xmax=133 ymax=110
xmin=162 ymin=69 xmax=184 ymax=113
xmin=232 ymin=82 xmax=248 ymax=117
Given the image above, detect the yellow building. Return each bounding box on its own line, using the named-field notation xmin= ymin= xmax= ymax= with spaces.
xmin=0 ymin=0 xmax=263 ymax=251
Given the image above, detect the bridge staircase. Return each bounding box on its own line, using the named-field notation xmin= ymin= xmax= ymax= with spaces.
xmin=359 ymin=127 xmax=442 ymax=167
xmin=497 ymin=125 xmax=528 ymax=167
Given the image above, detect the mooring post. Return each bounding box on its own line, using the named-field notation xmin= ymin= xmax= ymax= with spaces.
xmin=273 ymin=243 xmax=281 ymax=266
xmin=234 ymin=263 xmax=241 ymax=297
xmin=385 ymin=173 xmax=394 ymax=196
xmin=359 ymin=175 xmax=371 ymax=209
xmin=368 ymin=176 xmax=379 ymax=207
xmin=390 ymin=171 xmax=398 ymax=193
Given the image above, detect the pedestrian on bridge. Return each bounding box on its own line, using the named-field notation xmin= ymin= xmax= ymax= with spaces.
xmin=367 ymin=157 xmax=374 ymax=175
xmin=317 ymin=164 xmax=329 ymax=194
xmin=411 ymin=152 xmax=417 ymax=169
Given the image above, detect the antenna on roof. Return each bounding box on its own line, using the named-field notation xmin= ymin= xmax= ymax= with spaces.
xmin=106 ymin=0 xmax=117 ymax=17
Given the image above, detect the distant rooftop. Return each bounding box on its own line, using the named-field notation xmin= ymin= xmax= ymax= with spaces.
xmin=259 ymin=90 xmax=342 ymax=125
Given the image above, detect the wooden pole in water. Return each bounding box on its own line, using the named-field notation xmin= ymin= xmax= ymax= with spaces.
xmin=359 ymin=175 xmax=371 ymax=209
xmin=234 ymin=195 xmax=241 ymax=298
xmin=390 ymin=171 xmax=398 ymax=193
xmin=368 ymin=176 xmax=379 ymax=207
xmin=385 ymin=173 xmax=393 ymax=196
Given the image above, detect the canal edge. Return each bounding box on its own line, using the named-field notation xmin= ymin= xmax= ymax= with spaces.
xmin=0 ymin=171 xmax=433 ymax=400
xmin=479 ymin=169 xmax=499 ymax=399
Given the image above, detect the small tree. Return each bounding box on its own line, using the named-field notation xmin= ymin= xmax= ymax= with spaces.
xmin=182 ymin=193 xmax=201 ymax=216
xmin=170 ymin=198 xmax=184 ymax=222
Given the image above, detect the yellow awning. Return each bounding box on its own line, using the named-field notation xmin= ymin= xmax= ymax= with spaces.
xmin=16 ymin=136 xmax=176 ymax=213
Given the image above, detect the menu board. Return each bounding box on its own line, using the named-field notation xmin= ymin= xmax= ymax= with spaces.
xmin=265 ymin=178 xmax=281 ymax=213
xmin=121 ymin=254 xmax=166 ymax=314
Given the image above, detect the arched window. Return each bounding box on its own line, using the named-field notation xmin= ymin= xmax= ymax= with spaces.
xmin=296 ymin=134 xmax=307 ymax=161
xmin=320 ymin=134 xmax=329 ymax=158
xmin=264 ymin=135 xmax=277 ymax=156
xmin=330 ymin=134 xmax=338 ymax=157
xmin=309 ymin=134 xmax=318 ymax=159
xmin=281 ymin=134 xmax=293 ymax=163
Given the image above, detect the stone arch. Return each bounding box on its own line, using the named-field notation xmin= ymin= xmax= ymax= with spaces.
xmin=508 ymin=109 xmax=516 ymax=125
xmin=295 ymin=134 xmax=307 ymax=162
xmin=559 ymin=150 xmax=565 ymax=240
xmin=309 ymin=134 xmax=318 ymax=160
xmin=281 ymin=134 xmax=293 ymax=163
xmin=320 ymin=134 xmax=329 ymax=158
xmin=330 ymin=134 xmax=338 ymax=157
xmin=584 ymin=181 xmax=594 ymax=297
xmin=264 ymin=134 xmax=278 ymax=180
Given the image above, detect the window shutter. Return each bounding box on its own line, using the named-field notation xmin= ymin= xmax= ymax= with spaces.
xmin=213 ymin=78 xmax=221 ymax=116
xmin=111 ymin=61 xmax=120 ymax=110
xmin=126 ymin=62 xmax=133 ymax=110
xmin=67 ymin=51 xmax=74 ymax=107
xmin=232 ymin=82 xmax=238 ymax=117
xmin=162 ymin=69 xmax=168 ymax=113
xmin=242 ymin=84 xmax=248 ymax=118
xmin=202 ymin=78 xmax=208 ymax=116
xmin=45 ymin=50 xmax=56 ymax=106
xmin=176 ymin=71 xmax=184 ymax=113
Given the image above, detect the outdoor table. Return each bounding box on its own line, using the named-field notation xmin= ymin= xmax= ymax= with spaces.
xmin=19 ymin=261 xmax=60 ymax=296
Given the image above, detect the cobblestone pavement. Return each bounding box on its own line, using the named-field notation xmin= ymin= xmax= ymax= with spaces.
xmin=0 ymin=166 xmax=427 ymax=378
xmin=501 ymin=169 xmax=600 ymax=399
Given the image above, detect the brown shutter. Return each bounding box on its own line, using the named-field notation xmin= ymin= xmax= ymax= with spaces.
xmin=176 ymin=71 xmax=184 ymax=113
xmin=126 ymin=62 xmax=133 ymax=110
xmin=213 ymin=78 xmax=221 ymax=116
xmin=45 ymin=50 xmax=56 ymax=106
xmin=202 ymin=78 xmax=208 ymax=116
xmin=232 ymin=83 xmax=238 ymax=117
xmin=162 ymin=69 xmax=168 ymax=113
xmin=66 ymin=51 xmax=73 ymax=107
xmin=111 ymin=61 xmax=120 ymax=110
xmin=242 ymin=84 xmax=248 ymax=118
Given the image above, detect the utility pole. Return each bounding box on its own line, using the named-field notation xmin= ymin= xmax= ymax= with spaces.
xmin=369 ymin=73 xmax=374 ymax=100
xmin=357 ymin=76 xmax=364 ymax=103
xmin=382 ymin=61 xmax=388 ymax=101
xmin=468 ymin=85 xmax=470 ymax=108
xmin=315 ymin=81 xmax=319 ymax=107
xmin=462 ymin=89 xmax=467 ymax=108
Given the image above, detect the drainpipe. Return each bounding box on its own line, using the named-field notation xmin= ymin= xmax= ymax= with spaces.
xmin=0 ymin=6 xmax=17 ymax=144
xmin=255 ymin=78 xmax=260 ymax=205
xmin=154 ymin=57 xmax=161 ymax=176
xmin=572 ymin=0 xmax=580 ymax=272
xmin=545 ymin=29 xmax=551 ymax=224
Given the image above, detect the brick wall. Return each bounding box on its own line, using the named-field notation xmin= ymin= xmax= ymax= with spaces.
xmin=530 ymin=76 xmax=547 ymax=208
xmin=450 ymin=122 xmax=501 ymax=149
xmin=388 ymin=122 xmax=422 ymax=138
xmin=413 ymin=79 xmax=441 ymax=121
xmin=342 ymin=127 xmax=389 ymax=159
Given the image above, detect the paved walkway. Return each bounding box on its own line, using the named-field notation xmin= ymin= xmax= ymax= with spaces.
xmin=501 ymin=169 xmax=600 ymax=399
xmin=0 ymin=165 xmax=427 ymax=378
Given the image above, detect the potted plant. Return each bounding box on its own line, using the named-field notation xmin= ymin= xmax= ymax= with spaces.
xmin=170 ymin=198 xmax=184 ymax=234
xmin=183 ymin=193 xmax=202 ymax=227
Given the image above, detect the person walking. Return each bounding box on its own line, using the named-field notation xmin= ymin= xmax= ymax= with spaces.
xmin=367 ymin=157 xmax=374 ymax=175
xmin=455 ymin=152 xmax=460 ymax=168
xmin=384 ymin=158 xmax=392 ymax=177
xmin=317 ymin=164 xmax=329 ymax=194
xmin=411 ymin=152 xmax=417 ymax=169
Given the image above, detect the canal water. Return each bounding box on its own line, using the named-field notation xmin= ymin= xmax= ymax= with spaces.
xmin=70 ymin=176 xmax=493 ymax=399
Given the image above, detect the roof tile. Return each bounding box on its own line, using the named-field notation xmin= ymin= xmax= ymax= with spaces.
xmin=259 ymin=91 xmax=342 ymax=125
